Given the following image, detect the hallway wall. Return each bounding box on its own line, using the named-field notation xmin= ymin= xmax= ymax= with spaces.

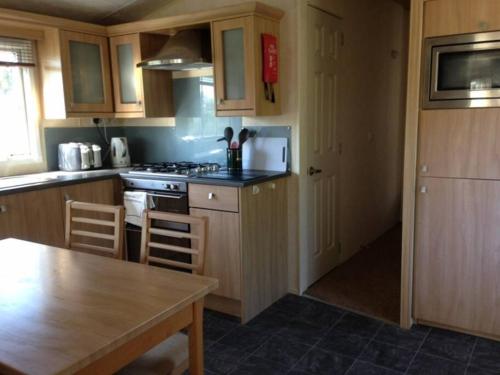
xmin=337 ymin=0 xmax=409 ymax=263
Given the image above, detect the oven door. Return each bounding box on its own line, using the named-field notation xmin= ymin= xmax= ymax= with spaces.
xmin=125 ymin=190 xmax=191 ymax=265
xmin=424 ymin=32 xmax=500 ymax=108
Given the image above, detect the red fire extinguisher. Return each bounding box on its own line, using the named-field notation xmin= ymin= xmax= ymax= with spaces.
xmin=262 ymin=33 xmax=278 ymax=103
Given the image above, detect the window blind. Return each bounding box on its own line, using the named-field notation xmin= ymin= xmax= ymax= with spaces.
xmin=0 ymin=36 xmax=35 ymax=67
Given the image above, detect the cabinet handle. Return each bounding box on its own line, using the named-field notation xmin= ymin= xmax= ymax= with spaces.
xmin=137 ymin=100 xmax=142 ymax=105
xmin=420 ymin=186 xmax=428 ymax=194
xmin=217 ymin=98 xmax=225 ymax=105
xmin=208 ymin=192 xmax=216 ymax=200
xmin=309 ymin=166 xmax=322 ymax=176
xmin=268 ymin=182 xmax=276 ymax=190
xmin=252 ymin=186 xmax=260 ymax=195
xmin=421 ymin=165 xmax=428 ymax=173
xmin=0 ymin=204 xmax=7 ymax=213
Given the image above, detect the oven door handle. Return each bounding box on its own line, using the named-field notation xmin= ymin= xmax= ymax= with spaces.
xmin=146 ymin=192 xmax=184 ymax=200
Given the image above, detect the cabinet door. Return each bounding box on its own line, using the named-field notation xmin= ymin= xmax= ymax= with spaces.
xmin=415 ymin=177 xmax=500 ymax=337
xmin=212 ymin=16 xmax=255 ymax=111
xmin=424 ymin=0 xmax=500 ymax=37
xmin=190 ymin=208 xmax=241 ymax=300
xmin=0 ymin=194 xmax=26 ymax=240
xmin=110 ymin=34 xmax=144 ymax=113
xmin=60 ymin=31 xmax=113 ymax=113
xmin=419 ymin=109 xmax=500 ymax=180
xmin=240 ymin=180 xmax=288 ymax=322
xmin=60 ymin=179 xmax=116 ymax=207
xmin=20 ymin=188 xmax=65 ymax=247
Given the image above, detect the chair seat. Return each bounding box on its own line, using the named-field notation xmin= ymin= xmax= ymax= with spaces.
xmin=117 ymin=333 xmax=188 ymax=375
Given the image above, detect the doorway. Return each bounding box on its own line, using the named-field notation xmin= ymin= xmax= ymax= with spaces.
xmin=299 ymin=0 xmax=409 ymax=325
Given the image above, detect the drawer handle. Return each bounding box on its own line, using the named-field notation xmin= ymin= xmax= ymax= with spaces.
xmin=0 ymin=204 xmax=7 ymax=213
xmin=208 ymin=192 xmax=216 ymax=200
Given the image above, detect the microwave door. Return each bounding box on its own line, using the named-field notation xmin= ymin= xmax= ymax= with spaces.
xmin=425 ymin=37 xmax=500 ymax=108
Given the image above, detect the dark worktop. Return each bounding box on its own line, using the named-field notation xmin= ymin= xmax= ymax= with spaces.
xmin=0 ymin=169 xmax=290 ymax=196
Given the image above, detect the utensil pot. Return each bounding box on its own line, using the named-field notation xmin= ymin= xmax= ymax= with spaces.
xmin=227 ymin=148 xmax=242 ymax=172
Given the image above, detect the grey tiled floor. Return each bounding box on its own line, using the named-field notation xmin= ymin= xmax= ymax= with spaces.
xmin=199 ymin=294 xmax=500 ymax=375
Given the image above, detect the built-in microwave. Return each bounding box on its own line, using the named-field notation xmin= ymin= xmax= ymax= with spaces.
xmin=423 ymin=31 xmax=500 ymax=109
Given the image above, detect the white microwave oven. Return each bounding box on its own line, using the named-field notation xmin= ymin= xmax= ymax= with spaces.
xmin=423 ymin=31 xmax=500 ymax=109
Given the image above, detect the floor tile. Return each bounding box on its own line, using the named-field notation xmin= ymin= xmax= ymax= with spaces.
xmin=296 ymin=299 xmax=345 ymax=328
xmin=318 ymin=329 xmax=370 ymax=357
xmin=205 ymin=356 xmax=239 ymax=374
xmin=374 ymin=324 xmax=429 ymax=351
xmin=246 ymin=306 xmax=294 ymax=334
xmin=466 ymin=366 xmax=497 ymax=375
xmin=231 ymin=355 xmax=290 ymax=375
xmin=252 ymin=335 xmax=312 ymax=368
xmin=332 ymin=312 xmax=383 ymax=339
xmin=204 ymin=309 xmax=240 ymax=342
xmin=406 ymin=353 xmax=467 ymax=375
xmin=359 ymin=341 xmax=414 ymax=372
xmin=420 ymin=328 xmax=477 ymax=363
xmin=277 ymin=318 xmax=326 ymax=346
xmin=217 ymin=326 xmax=270 ymax=352
xmin=206 ymin=342 xmax=251 ymax=363
xmin=346 ymin=360 xmax=403 ymax=375
xmin=294 ymin=347 xmax=355 ymax=375
xmin=470 ymin=338 xmax=500 ymax=373
xmin=271 ymin=294 xmax=313 ymax=315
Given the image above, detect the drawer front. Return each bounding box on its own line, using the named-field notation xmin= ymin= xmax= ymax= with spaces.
xmin=188 ymin=184 xmax=239 ymax=212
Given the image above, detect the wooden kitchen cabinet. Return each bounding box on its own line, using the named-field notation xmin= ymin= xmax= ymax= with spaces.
xmin=21 ymin=188 xmax=66 ymax=247
xmin=212 ymin=15 xmax=281 ymax=117
xmin=424 ymin=0 xmax=500 ymax=37
xmin=190 ymin=178 xmax=288 ymax=323
xmin=0 ymin=194 xmax=26 ymax=240
xmin=418 ymin=109 xmax=500 ymax=180
xmin=414 ymin=177 xmax=500 ymax=339
xmin=0 ymin=178 xmax=121 ymax=249
xmin=190 ymin=208 xmax=241 ymax=300
xmin=59 ymin=31 xmax=114 ymax=114
xmin=109 ymin=33 xmax=174 ymax=118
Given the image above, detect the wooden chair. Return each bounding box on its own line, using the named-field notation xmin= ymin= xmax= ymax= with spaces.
xmin=65 ymin=200 xmax=125 ymax=260
xmin=118 ymin=210 xmax=208 ymax=375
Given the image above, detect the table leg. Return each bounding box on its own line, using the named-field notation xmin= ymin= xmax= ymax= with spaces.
xmin=188 ymin=299 xmax=204 ymax=375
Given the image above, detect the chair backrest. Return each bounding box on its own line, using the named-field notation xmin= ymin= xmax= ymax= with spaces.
xmin=65 ymin=200 xmax=125 ymax=259
xmin=140 ymin=210 xmax=208 ymax=275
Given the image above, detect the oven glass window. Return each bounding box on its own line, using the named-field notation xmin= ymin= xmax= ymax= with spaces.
xmin=437 ymin=49 xmax=500 ymax=91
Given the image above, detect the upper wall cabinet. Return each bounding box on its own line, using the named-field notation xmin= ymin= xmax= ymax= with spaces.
xmin=109 ymin=33 xmax=174 ymax=118
xmin=424 ymin=0 xmax=500 ymax=37
xmin=59 ymin=31 xmax=114 ymax=114
xmin=212 ymin=15 xmax=281 ymax=117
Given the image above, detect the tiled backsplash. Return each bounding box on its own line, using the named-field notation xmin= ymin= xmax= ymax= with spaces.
xmin=44 ymin=76 xmax=291 ymax=170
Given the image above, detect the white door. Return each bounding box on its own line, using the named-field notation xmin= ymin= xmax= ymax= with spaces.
xmin=305 ymin=6 xmax=341 ymax=287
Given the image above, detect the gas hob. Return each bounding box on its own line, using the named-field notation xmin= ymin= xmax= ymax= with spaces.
xmin=127 ymin=162 xmax=221 ymax=178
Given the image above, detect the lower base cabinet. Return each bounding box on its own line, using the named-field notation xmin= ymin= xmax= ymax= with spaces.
xmin=0 ymin=178 xmax=121 ymax=249
xmin=190 ymin=178 xmax=288 ymax=323
xmin=415 ymin=177 xmax=500 ymax=339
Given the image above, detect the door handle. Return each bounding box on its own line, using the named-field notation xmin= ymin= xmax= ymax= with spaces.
xmin=308 ymin=166 xmax=322 ymax=176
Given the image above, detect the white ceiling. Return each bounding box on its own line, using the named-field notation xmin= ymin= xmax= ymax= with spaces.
xmin=0 ymin=0 xmax=174 ymax=25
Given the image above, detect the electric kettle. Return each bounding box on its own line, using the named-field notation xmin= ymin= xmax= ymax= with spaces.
xmin=111 ymin=137 xmax=131 ymax=168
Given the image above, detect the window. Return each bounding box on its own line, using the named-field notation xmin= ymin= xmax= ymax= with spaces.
xmin=0 ymin=36 xmax=43 ymax=176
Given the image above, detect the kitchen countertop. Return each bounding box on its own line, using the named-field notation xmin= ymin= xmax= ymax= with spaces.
xmin=0 ymin=168 xmax=290 ymax=196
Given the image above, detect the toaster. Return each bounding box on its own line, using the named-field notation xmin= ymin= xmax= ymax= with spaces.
xmin=58 ymin=143 xmax=103 ymax=171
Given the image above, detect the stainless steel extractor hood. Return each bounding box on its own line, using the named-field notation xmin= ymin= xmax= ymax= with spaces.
xmin=137 ymin=29 xmax=212 ymax=70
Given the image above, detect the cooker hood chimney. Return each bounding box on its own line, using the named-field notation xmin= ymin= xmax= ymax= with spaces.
xmin=137 ymin=29 xmax=212 ymax=70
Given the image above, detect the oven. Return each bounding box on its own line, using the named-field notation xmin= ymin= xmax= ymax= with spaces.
xmin=122 ymin=178 xmax=191 ymax=267
xmin=423 ymin=31 xmax=500 ymax=109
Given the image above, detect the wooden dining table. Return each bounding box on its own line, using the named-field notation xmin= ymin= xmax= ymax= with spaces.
xmin=0 ymin=238 xmax=218 ymax=375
